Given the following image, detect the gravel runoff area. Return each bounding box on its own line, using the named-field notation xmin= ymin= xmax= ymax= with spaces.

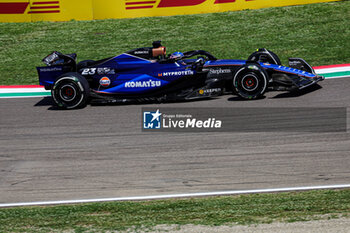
xmin=128 ymin=217 xmax=350 ymax=233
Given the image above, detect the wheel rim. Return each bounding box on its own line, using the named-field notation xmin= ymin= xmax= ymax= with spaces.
xmin=59 ymin=84 xmax=77 ymax=102
xmin=233 ymin=66 xmax=268 ymax=100
xmin=241 ymin=74 xmax=259 ymax=92
xmin=52 ymin=76 xmax=85 ymax=109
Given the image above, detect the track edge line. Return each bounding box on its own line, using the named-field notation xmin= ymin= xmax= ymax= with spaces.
xmin=1 ymin=184 xmax=350 ymax=208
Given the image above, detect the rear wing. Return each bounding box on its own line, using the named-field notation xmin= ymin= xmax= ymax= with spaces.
xmin=42 ymin=51 xmax=77 ymax=68
xmin=37 ymin=52 xmax=77 ymax=89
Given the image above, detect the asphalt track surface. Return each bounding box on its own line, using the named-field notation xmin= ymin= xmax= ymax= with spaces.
xmin=1 ymin=78 xmax=350 ymax=204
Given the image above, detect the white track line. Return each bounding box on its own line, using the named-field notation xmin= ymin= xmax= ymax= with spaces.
xmin=315 ymin=67 xmax=350 ymax=74
xmin=323 ymin=75 xmax=350 ymax=80
xmin=1 ymin=184 xmax=350 ymax=208
xmin=0 ymin=88 xmax=49 ymax=93
xmin=0 ymin=95 xmax=50 ymax=99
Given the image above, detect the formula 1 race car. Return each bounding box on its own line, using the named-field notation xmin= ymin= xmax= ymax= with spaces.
xmin=37 ymin=41 xmax=324 ymax=109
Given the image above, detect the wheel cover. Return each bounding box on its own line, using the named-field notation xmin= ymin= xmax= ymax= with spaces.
xmin=59 ymin=84 xmax=77 ymax=102
xmin=233 ymin=67 xmax=268 ymax=99
xmin=52 ymin=77 xmax=85 ymax=109
xmin=241 ymin=74 xmax=259 ymax=92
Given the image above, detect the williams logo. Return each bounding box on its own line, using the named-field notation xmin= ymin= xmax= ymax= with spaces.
xmin=143 ymin=109 xmax=162 ymax=129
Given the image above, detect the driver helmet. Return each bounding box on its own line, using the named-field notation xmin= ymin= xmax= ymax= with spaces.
xmin=170 ymin=51 xmax=184 ymax=60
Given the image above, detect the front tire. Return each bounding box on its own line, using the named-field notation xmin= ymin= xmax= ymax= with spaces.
xmin=233 ymin=64 xmax=268 ymax=100
xmin=52 ymin=72 xmax=90 ymax=109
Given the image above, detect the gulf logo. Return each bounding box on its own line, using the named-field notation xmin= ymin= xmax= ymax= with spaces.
xmin=99 ymin=77 xmax=111 ymax=87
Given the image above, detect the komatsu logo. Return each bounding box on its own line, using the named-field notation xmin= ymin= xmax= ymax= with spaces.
xmin=159 ymin=70 xmax=194 ymax=77
xmin=125 ymin=79 xmax=161 ymax=88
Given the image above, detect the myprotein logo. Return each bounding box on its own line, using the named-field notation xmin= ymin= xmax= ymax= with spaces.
xmin=158 ymin=70 xmax=194 ymax=77
xmin=125 ymin=0 xmax=254 ymax=10
xmin=0 ymin=1 xmax=60 ymax=14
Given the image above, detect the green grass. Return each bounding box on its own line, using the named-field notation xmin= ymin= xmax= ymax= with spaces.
xmin=0 ymin=1 xmax=349 ymax=85
xmin=0 ymin=189 xmax=350 ymax=232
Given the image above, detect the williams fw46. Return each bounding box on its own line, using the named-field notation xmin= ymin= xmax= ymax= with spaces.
xmin=37 ymin=41 xmax=324 ymax=109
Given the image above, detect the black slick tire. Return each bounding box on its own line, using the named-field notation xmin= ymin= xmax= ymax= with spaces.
xmin=52 ymin=72 xmax=90 ymax=109
xmin=233 ymin=64 xmax=268 ymax=100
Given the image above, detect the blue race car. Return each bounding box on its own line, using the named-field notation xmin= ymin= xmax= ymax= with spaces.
xmin=37 ymin=41 xmax=324 ymax=109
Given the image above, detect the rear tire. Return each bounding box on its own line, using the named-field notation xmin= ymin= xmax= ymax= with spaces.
xmin=233 ymin=64 xmax=268 ymax=100
xmin=52 ymin=72 xmax=90 ymax=109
